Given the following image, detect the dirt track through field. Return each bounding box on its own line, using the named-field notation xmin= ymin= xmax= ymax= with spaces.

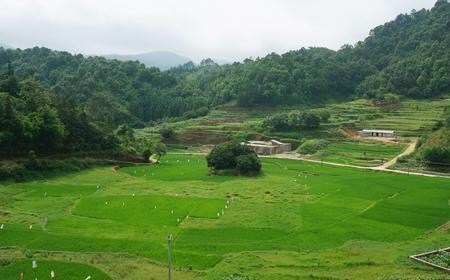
xmin=172 ymin=140 xmax=450 ymax=178
xmin=270 ymin=140 xmax=450 ymax=179
xmin=372 ymin=140 xmax=417 ymax=170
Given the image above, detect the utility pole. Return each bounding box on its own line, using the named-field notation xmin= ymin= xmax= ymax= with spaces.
xmin=167 ymin=234 xmax=172 ymax=280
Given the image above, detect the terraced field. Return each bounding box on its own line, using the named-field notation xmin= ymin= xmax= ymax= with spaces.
xmin=0 ymin=154 xmax=449 ymax=279
xmin=311 ymin=141 xmax=406 ymax=166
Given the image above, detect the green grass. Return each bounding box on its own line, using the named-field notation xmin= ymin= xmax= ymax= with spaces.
xmin=0 ymin=154 xmax=449 ymax=279
xmin=311 ymin=141 xmax=405 ymax=166
xmin=73 ymin=195 xmax=226 ymax=226
xmin=0 ymin=260 xmax=111 ymax=280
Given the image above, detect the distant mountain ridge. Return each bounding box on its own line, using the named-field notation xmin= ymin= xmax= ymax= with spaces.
xmin=103 ymin=51 xmax=191 ymax=70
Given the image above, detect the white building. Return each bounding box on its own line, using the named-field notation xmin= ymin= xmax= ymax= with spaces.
xmin=243 ymin=140 xmax=291 ymax=155
xmin=358 ymin=129 xmax=395 ymax=138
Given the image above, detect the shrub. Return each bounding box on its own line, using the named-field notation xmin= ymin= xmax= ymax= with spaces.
xmin=182 ymin=110 xmax=197 ymax=119
xmin=195 ymin=106 xmax=210 ymax=117
xmin=160 ymin=126 xmax=175 ymax=139
xmin=262 ymin=111 xmax=321 ymax=131
xmin=142 ymin=149 xmax=152 ymax=163
xmin=296 ymin=139 xmax=328 ymax=155
xmin=236 ymin=154 xmax=261 ymax=175
xmin=417 ymin=128 xmax=450 ymax=166
xmin=318 ymin=110 xmax=331 ymax=122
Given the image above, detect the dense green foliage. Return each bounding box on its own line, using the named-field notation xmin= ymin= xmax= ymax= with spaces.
xmin=417 ymin=106 xmax=450 ymax=166
xmin=355 ymin=0 xmax=450 ymax=98
xmin=0 ymin=1 xmax=448 ymax=134
xmin=236 ymin=153 xmax=261 ymax=175
xmin=0 ymin=157 xmax=114 ymax=181
xmin=0 ymin=70 xmax=118 ymax=157
xmin=262 ymin=111 xmax=321 ymax=131
xmin=172 ymin=1 xmax=449 ymax=106
xmin=206 ymin=141 xmax=260 ymax=175
xmin=296 ymin=139 xmax=328 ymax=155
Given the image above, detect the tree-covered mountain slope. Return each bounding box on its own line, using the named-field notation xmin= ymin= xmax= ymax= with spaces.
xmin=0 ymin=0 xmax=448 ymax=127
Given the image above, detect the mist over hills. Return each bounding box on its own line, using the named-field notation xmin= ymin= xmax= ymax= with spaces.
xmin=103 ymin=51 xmax=232 ymax=70
xmin=103 ymin=51 xmax=191 ymax=70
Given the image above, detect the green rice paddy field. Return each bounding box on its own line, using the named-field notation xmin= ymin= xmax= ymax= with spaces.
xmin=0 ymin=154 xmax=449 ymax=279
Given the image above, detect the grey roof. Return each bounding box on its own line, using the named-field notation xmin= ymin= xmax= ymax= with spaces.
xmin=360 ymin=129 xmax=395 ymax=134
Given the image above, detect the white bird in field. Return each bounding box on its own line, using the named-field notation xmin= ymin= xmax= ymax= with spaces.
xmin=171 ymin=210 xmax=174 ymax=214
xmin=85 ymin=276 xmax=91 ymax=280
xmin=29 ymin=225 xmax=33 ymax=230
xmin=225 ymin=205 xmax=228 ymax=209
xmin=50 ymin=270 xmax=55 ymax=278
xmin=122 ymin=202 xmax=125 ymax=206
xmin=0 ymin=224 xmax=3 ymax=230
xmin=132 ymin=193 xmax=135 ymax=197
xmin=177 ymin=218 xmax=180 ymax=223
xmin=217 ymin=213 xmax=220 ymax=217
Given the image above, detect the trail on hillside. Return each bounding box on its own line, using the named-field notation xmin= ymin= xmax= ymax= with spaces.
xmin=372 ymin=140 xmax=417 ymax=171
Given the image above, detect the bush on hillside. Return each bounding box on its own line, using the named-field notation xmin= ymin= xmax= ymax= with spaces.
xmin=296 ymin=139 xmax=328 ymax=155
xmin=1 ymin=158 xmax=115 ymax=182
xmin=417 ymin=127 xmax=450 ymax=166
xmin=160 ymin=126 xmax=176 ymax=139
xmin=142 ymin=149 xmax=152 ymax=163
xmin=262 ymin=111 xmax=321 ymax=131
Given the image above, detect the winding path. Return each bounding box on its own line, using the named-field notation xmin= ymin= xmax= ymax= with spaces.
xmin=172 ymin=140 xmax=450 ymax=178
xmin=372 ymin=140 xmax=417 ymax=171
xmin=270 ymin=140 xmax=450 ymax=179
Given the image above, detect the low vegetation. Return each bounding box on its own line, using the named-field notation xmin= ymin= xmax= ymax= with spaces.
xmin=296 ymin=139 xmax=328 ymax=155
xmin=419 ymin=251 xmax=450 ymax=269
xmin=0 ymin=155 xmax=448 ymax=279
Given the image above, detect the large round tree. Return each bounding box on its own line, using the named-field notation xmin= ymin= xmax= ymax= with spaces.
xmin=206 ymin=141 xmax=261 ymax=175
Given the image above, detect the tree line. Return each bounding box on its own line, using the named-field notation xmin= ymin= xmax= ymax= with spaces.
xmin=0 ymin=0 xmax=449 ymax=158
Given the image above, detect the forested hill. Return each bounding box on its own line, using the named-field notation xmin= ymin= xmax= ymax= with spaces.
xmin=0 ymin=0 xmax=449 ymax=128
xmin=174 ymin=0 xmax=449 ymax=106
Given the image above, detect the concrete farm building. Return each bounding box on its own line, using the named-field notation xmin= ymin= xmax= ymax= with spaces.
xmin=358 ymin=129 xmax=395 ymax=138
xmin=243 ymin=140 xmax=291 ymax=155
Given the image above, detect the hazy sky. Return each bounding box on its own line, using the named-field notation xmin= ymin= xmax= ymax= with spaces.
xmin=0 ymin=0 xmax=437 ymax=62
